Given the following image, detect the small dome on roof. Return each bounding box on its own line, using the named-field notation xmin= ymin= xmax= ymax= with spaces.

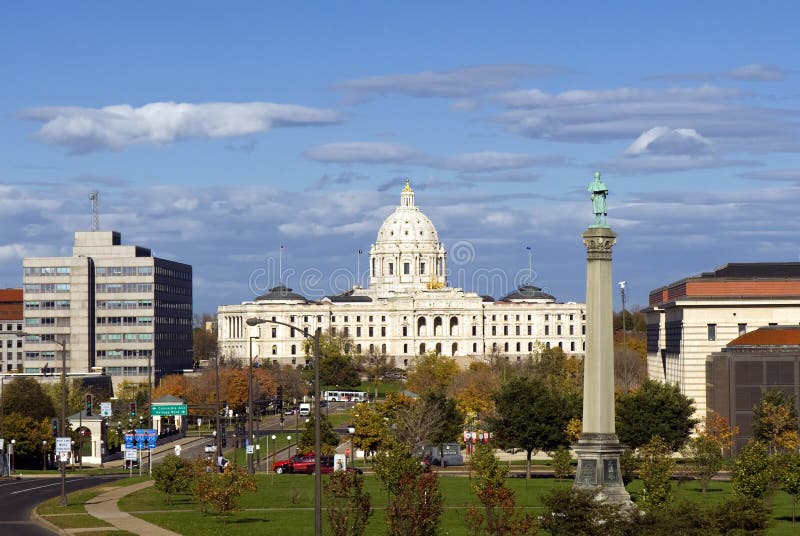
xmin=255 ymin=284 xmax=307 ymax=302
xmin=499 ymin=284 xmax=555 ymax=302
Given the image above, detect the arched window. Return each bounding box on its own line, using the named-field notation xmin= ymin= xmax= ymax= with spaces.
xmin=433 ymin=316 xmax=443 ymax=336
xmin=504 ymin=343 xmax=509 ymax=352
xmin=570 ymin=341 xmax=575 ymax=352
xmin=356 ymin=344 xmax=361 ymax=354
xmin=403 ymin=359 xmax=408 ymax=367
xmin=291 ymin=345 xmax=296 ymax=355
xmin=451 ymin=343 xmax=458 ymax=356
xmin=558 ymin=341 xmax=563 ymax=349
xmin=417 ymin=317 xmax=427 ymax=337
xmin=271 ymin=345 xmax=277 ymax=355
xmin=419 ymin=343 xmax=426 ymax=354
xmin=516 ymin=342 xmax=521 ymax=352
xmin=528 ymin=342 xmax=533 ymax=352
xmin=472 ymin=343 xmax=477 ymax=353
xmin=372 ymin=257 xmax=376 ymax=276
xmin=381 ymin=343 xmax=387 ymax=354
xmin=545 ymin=342 xmax=550 ymax=349
xmin=449 ymin=316 xmax=458 ymax=336
xmin=435 ymin=342 xmax=442 ymax=355
xmin=403 ymin=344 xmax=407 ymax=353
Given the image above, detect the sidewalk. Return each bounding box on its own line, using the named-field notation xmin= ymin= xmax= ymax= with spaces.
xmin=80 ymin=479 xmax=181 ymax=536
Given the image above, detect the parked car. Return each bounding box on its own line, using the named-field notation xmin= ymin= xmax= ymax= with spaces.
xmin=272 ymin=453 xmax=310 ymax=474
xmin=284 ymin=407 xmax=297 ymax=415
xmin=291 ymin=455 xmax=335 ymax=475
xmin=414 ymin=443 xmax=465 ymax=467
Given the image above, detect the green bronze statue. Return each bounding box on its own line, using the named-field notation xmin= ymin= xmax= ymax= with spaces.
xmin=588 ymin=171 xmax=609 ymax=227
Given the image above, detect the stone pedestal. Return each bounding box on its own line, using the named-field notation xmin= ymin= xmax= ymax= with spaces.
xmin=573 ymin=226 xmax=631 ymax=505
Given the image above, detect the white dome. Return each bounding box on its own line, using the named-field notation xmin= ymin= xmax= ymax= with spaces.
xmin=376 ymin=209 xmax=439 ymax=245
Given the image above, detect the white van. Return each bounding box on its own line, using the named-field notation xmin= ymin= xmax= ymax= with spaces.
xmin=299 ymin=403 xmax=311 ymax=416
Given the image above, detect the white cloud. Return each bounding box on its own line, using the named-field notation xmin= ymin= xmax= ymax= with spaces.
xmin=727 ymin=63 xmax=786 ymax=81
xmin=624 ymin=127 xmax=712 ymax=156
xmin=335 ymin=64 xmax=564 ymax=102
xmin=18 ymin=101 xmax=342 ymax=153
xmin=305 ymin=141 xmax=560 ymax=174
xmin=303 ymin=142 xmax=421 ymax=164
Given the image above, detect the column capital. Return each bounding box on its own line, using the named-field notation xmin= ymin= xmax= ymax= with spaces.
xmin=582 ymin=227 xmax=617 ymax=261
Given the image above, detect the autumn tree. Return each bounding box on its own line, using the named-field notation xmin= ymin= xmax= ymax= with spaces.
xmin=466 ymin=443 xmax=535 ymax=535
xmin=153 ymin=453 xmax=192 ymax=505
xmin=193 ymin=313 xmax=218 ymax=366
xmin=304 ymin=331 xmax=361 ymax=387
xmin=193 ymin=461 xmax=257 ymax=523
xmin=703 ymin=411 xmax=739 ymax=457
xmin=526 ymin=345 xmax=583 ymax=396
xmin=375 ymin=444 xmax=442 ymax=536
xmin=681 ymin=433 xmax=724 ymax=494
xmin=2 ymin=414 xmax=52 ymax=466
xmin=325 ymin=469 xmax=372 ymax=536
xmin=406 ymin=352 xmax=459 ymax=396
xmin=352 ymin=402 xmax=395 ymax=458
xmin=488 ymin=376 xmax=580 ymax=479
xmin=449 ymin=361 xmax=497 ymax=423
xmin=615 ymin=380 xmax=697 ymax=451
xmin=392 ymin=392 xmax=463 ymax=452
xmin=753 ymin=389 xmax=800 ymax=454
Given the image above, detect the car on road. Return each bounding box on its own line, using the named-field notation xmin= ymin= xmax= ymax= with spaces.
xmin=272 ymin=453 xmax=310 ymax=474
xmin=284 ymin=407 xmax=297 ymax=415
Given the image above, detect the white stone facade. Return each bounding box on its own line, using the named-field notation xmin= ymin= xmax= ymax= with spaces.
xmin=22 ymin=231 xmax=193 ymax=388
xmin=218 ymin=183 xmax=585 ymax=368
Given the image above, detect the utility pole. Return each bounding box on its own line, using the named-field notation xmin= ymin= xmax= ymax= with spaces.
xmin=619 ymin=281 xmax=627 ymax=392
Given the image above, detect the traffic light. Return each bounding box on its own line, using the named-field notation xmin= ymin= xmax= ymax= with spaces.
xmin=85 ymin=394 xmax=93 ymax=416
xmin=129 ymin=402 xmax=136 ymax=418
xmin=51 ymin=417 xmax=59 ymax=436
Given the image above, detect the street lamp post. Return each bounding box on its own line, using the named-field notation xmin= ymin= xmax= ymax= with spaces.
xmin=43 ymin=440 xmax=48 ymax=471
xmin=246 ymin=333 xmax=260 ymax=474
xmin=618 ymin=281 xmax=627 ymax=392
xmin=348 ymin=426 xmax=355 ymax=470
xmin=247 ymin=317 xmax=323 ymax=536
xmin=10 ymin=439 xmax=15 ymax=473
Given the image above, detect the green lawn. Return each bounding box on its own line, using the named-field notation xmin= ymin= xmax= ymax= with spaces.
xmin=118 ymin=473 xmax=800 ymax=535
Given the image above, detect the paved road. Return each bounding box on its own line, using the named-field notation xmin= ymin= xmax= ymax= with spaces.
xmin=0 ymin=474 xmax=124 ymax=536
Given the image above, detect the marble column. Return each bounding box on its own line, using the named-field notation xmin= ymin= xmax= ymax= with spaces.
xmin=572 ymin=226 xmax=631 ymax=505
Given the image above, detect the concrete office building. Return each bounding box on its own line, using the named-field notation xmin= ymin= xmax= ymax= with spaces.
xmin=0 ymin=288 xmax=23 ymax=372
xmin=22 ymin=231 xmax=193 ymax=389
xmin=645 ymin=263 xmax=800 ymax=422
xmin=218 ymin=182 xmax=585 ymax=368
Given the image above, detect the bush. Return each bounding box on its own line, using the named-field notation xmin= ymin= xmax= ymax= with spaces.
xmin=540 ymin=488 xmax=632 ymax=535
xmin=732 ymin=441 xmax=772 ymax=499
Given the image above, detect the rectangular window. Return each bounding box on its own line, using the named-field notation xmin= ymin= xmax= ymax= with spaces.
xmin=569 ymin=325 xmax=574 ymax=335
xmin=381 ymin=327 xmax=386 ymax=337
xmin=403 ymin=262 xmax=410 ymax=275
xmin=343 ymin=327 xmax=349 ymax=337
xmin=515 ymin=326 xmax=521 ymax=335
xmin=545 ymin=325 xmax=550 ymax=335
xmin=491 ymin=326 xmax=497 ymax=336
xmin=528 ymin=326 xmax=532 ymax=335
xmin=356 ymin=327 xmax=362 ymax=337
xmin=707 ymin=324 xmax=716 ymax=341
xmin=503 ymin=326 xmax=509 ymax=336
xmin=368 ymin=327 xmax=374 ymax=337
xmin=402 ymin=326 xmax=407 ymax=337
xmin=472 ymin=326 xmax=477 ymax=336
xmin=738 ymin=323 xmax=747 ymax=335
xmin=557 ymin=325 xmax=562 ymax=335
xmin=388 ymin=263 xmax=394 ymax=275
xmin=420 ymin=262 xmax=425 ymax=275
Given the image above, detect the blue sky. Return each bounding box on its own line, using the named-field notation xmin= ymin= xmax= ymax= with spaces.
xmin=1 ymin=2 xmax=799 ymax=314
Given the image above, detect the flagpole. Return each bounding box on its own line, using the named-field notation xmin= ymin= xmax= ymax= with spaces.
xmin=526 ymin=246 xmax=532 ymax=283
xmin=279 ymin=246 xmax=283 ymax=284
xmin=356 ymin=251 xmax=360 ymax=288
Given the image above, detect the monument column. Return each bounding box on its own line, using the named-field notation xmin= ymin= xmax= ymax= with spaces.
xmin=573 ymin=173 xmax=631 ymax=504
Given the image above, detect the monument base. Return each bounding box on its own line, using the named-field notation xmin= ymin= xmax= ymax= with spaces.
xmin=573 ymin=433 xmax=633 ymax=506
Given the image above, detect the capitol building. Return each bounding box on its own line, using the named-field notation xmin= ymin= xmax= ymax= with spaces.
xmin=217 ymin=181 xmax=586 ymax=368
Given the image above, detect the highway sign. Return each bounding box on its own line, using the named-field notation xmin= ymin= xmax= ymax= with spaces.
xmin=124 ymin=433 xmax=134 ymax=449
xmin=100 ymin=402 xmax=112 ymax=417
xmin=151 ymin=404 xmax=187 ymax=416
xmin=125 ymin=449 xmax=138 ymax=461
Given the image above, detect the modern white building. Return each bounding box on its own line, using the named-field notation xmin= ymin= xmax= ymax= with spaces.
xmin=22 ymin=231 xmax=193 ymax=389
xmin=218 ymin=181 xmax=585 ymax=368
xmin=645 ymin=262 xmax=800 ymax=422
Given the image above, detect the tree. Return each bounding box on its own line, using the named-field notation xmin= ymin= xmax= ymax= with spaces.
xmin=298 ymin=415 xmax=340 ymax=455
xmin=193 ymin=318 xmax=218 ymax=366
xmin=638 ymin=436 xmax=675 ymax=510
xmin=193 ymin=461 xmax=256 ymax=523
xmin=2 ymin=376 xmax=56 ymax=422
xmin=753 ymin=389 xmax=800 ymax=454
xmin=303 ymin=331 xmax=361 ymax=387
xmin=528 ymin=345 xmax=583 ymax=396
xmin=615 ymin=380 xmax=697 ymax=451
xmin=352 ymin=402 xmax=394 ymax=458
xmin=703 ymin=411 xmax=739 ymax=457
xmin=776 ymin=452 xmax=800 ymax=525
xmin=386 ymin=472 xmax=442 ymax=536
xmin=153 ymin=453 xmax=192 ymax=505
xmin=2 ymin=414 xmax=51 ymax=465
xmin=325 ymin=469 xmax=372 ymax=536
xmin=488 ymin=376 xmax=580 ymax=479
xmin=391 ymin=392 xmax=463 ymax=452
xmin=466 ymin=444 xmax=536 ymax=535
xmin=681 ymin=434 xmax=724 ymax=494
xmin=731 ymin=440 xmax=772 ymax=499
xmin=406 ymin=352 xmax=459 ymax=396
xmin=552 ymin=447 xmax=573 ymax=480
xmin=449 ymin=362 xmax=498 ymax=423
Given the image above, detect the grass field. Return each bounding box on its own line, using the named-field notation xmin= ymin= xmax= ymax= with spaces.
xmin=115 ymin=473 xmax=800 ymax=535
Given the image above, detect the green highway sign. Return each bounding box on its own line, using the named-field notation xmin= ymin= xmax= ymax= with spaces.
xmin=151 ymin=404 xmax=187 ymax=416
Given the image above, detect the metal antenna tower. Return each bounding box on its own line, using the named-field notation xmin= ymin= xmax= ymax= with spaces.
xmin=89 ymin=191 xmax=99 ymax=231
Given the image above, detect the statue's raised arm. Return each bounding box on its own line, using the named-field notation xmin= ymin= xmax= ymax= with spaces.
xmin=588 ymin=171 xmax=609 ymax=227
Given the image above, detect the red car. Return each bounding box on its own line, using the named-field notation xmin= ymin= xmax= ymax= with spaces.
xmin=290 ymin=456 xmax=334 ymax=475
xmin=272 ymin=454 xmax=310 ymax=474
